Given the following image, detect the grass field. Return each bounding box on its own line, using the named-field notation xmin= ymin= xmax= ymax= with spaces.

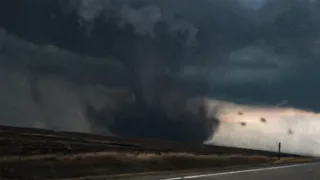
xmin=2 ymin=151 xmax=310 ymax=179
xmin=0 ymin=125 xmax=311 ymax=179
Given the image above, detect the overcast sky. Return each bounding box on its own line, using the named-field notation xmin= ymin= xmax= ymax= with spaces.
xmin=1 ymin=0 xmax=320 ymax=142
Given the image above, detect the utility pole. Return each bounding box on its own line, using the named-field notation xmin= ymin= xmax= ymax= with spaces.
xmin=278 ymin=142 xmax=281 ymax=160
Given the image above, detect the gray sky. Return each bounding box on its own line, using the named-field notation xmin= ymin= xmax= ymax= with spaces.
xmin=1 ymin=0 xmax=320 ymax=142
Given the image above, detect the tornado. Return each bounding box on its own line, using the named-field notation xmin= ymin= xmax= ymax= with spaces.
xmin=1 ymin=0 xmax=320 ymax=157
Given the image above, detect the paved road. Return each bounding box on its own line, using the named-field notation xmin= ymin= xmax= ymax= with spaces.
xmin=120 ymin=162 xmax=320 ymax=180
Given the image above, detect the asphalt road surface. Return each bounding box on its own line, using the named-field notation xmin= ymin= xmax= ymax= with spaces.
xmin=121 ymin=162 xmax=320 ymax=180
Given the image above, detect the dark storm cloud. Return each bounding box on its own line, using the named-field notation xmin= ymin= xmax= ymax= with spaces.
xmin=1 ymin=0 xmax=320 ymax=142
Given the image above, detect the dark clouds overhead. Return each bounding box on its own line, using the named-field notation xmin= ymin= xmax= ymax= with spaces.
xmin=1 ymin=0 xmax=320 ymax=142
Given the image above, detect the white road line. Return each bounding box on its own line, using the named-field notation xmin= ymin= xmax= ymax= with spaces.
xmin=161 ymin=163 xmax=317 ymax=180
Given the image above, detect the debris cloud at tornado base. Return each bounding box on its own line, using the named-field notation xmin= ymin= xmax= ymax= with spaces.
xmin=203 ymin=99 xmax=320 ymax=157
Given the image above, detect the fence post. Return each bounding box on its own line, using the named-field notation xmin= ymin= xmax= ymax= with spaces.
xmin=278 ymin=142 xmax=281 ymax=160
